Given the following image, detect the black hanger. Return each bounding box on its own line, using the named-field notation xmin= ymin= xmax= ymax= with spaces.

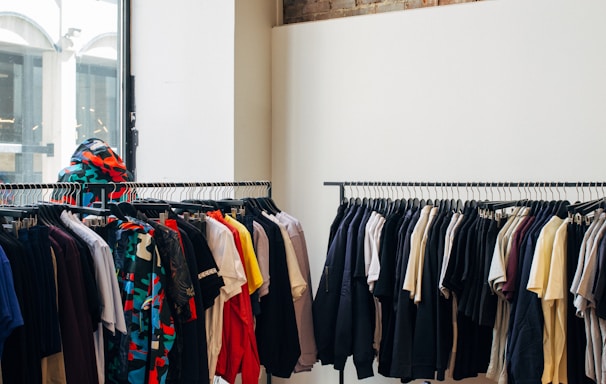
xmin=37 ymin=202 xmax=65 ymax=226
xmin=108 ymin=202 xmax=128 ymax=220
xmin=567 ymin=198 xmax=604 ymax=216
xmin=242 ymin=197 xmax=260 ymax=211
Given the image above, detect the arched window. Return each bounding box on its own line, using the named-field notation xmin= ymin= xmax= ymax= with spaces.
xmin=0 ymin=2 xmax=124 ymax=183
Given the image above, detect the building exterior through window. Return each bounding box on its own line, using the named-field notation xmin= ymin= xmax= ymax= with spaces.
xmin=0 ymin=0 xmax=122 ymax=183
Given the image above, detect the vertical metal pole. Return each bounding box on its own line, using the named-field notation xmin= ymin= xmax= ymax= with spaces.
xmin=339 ymin=370 xmax=344 ymax=384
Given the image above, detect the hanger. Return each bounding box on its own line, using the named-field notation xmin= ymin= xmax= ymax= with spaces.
xmin=129 ymin=200 xmax=170 ymax=219
xmin=567 ymin=197 xmax=605 ymax=216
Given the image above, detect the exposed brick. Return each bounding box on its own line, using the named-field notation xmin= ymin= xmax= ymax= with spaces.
xmin=303 ymin=0 xmax=330 ymax=15
xmin=313 ymin=10 xmax=343 ymax=20
xmin=343 ymin=7 xmax=375 ymax=16
xmin=376 ymin=2 xmax=407 ymax=12
xmin=284 ymin=3 xmax=305 ymax=22
xmin=330 ymin=0 xmax=356 ymax=10
xmin=404 ymin=0 xmax=430 ymax=9
xmin=283 ymin=0 xmax=481 ymax=24
xmin=439 ymin=0 xmax=475 ymax=4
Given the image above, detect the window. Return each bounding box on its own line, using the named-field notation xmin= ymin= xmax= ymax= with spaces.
xmin=76 ymin=62 xmax=118 ymax=145
xmin=0 ymin=0 xmax=124 ymax=183
xmin=0 ymin=51 xmax=43 ymax=182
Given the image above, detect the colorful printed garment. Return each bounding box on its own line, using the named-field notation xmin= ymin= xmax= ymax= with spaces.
xmin=105 ymin=217 xmax=175 ymax=384
xmin=54 ymin=138 xmax=133 ymax=206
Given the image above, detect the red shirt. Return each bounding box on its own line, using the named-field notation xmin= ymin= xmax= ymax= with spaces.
xmin=208 ymin=211 xmax=260 ymax=384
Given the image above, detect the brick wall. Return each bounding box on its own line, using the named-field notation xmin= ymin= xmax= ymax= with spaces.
xmin=283 ymin=0 xmax=479 ymax=24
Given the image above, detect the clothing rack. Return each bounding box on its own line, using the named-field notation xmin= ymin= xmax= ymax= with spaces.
xmin=324 ymin=181 xmax=606 ymax=203
xmin=84 ymin=181 xmax=272 ymax=205
xmin=322 ymin=180 xmax=606 ymax=384
xmin=0 ymin=181 xmax=278 ymax=384
xmin=0 ymin=181 xmax=272 ymax=205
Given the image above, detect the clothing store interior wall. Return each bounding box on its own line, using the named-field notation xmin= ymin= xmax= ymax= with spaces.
xmin=132 ymin=0 xmax=606 ymax=383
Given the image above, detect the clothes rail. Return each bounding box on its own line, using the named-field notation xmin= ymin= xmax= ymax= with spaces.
xmin=84 ymin=180 xmax=271 ymax=190
xmin=323 ymin=180 xmax=606 ymax=384
xmin=0 ymin=180 xmax=276 ymax=383
xmin=0 ymin=182 xmax=84 ymax=207
xmin=324 ymin=181 xmax=606 ymax=203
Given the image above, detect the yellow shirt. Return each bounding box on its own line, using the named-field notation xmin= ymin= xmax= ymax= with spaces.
xmin=526 ymin=215 xmax=564 ymax=384
xmin=544 ymin=218 xmax=570 ymax=384
xmin=224 ymin=215 xmax=264 ymax=295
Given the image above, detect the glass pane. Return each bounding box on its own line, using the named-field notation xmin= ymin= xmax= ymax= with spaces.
xmin=0 ymin=0 xmax=123 ymax=183
xmin=77 ymin=63 xmax=118 ymax=145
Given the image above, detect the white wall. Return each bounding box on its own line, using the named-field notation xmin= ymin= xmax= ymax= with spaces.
xmin=133 ymin=0 xmax=277 ymax=183
xmin=272 ymin=0 xmax=606 ymax=383
xmin=132 ymin=0 xmax=235 ymax=182
xmin=234 ymin=0 xmax=275 ymax=181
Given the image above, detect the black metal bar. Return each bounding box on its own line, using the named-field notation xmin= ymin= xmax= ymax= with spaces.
xmin=84 ymin=181 xmax=272 ymax=189
xmin=324 ymin=181 xmax=606 ymax=188
xmin=0 ymin=182 xmax=82 ymax=190
xmin=340 ymin=369 xmax=344 ymax=384
xmin=123 ymin=0 xmax=137 ymax=177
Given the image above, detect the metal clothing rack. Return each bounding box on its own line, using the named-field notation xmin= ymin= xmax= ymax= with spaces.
xmin=0 ymin=180 xmax=277 ymax=382
xmin=0 ymin=181 xmax=273 ymax=206
xmin=324 ymin=181 xmax=606 ymax=202
xmin=322 ymin=180 xmax=606 ymax=384
xmin=83 ymin=180 xmax=272 ymax=206
xmin=0 ymin=182 xmax=86 ymax=207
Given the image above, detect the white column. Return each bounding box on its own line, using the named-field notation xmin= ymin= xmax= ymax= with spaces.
xmin=41 ymin=47 xmax=77 ymax=182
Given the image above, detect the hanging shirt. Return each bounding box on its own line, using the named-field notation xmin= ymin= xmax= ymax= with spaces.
xmin=60 ymin=211 xmax=127 ymax=384
xmin=224 ymin=215 xmax=263 ymax=295
xmin=62 ymin=211 xmax=126 ymax=335
xmin=255 ymin=210 xmax=301 ymax=378
xmin=173 ymin=216 xmax=225 ymax=384
xmin=574 ymin=212 xmax=606 ymax=384
xmin=0 ymin=229 xmax=43 ymax=384
xmin=363 ymin=212 xmax=380 ymax=281
xmin=439 ymin=212 xmax=463 ymax=298
xmin=367 ymin=213 xmax=386 ymax=292
xmin=41 ymin=246 xmax=67 ymax=384
xmin=543 ymin=218 xmax=570 ymax=384
xmin=49 ymin=226 xmax=100 ymax=384
xmin=105 ymin=218 xmax=174 ymax=384
xmin=262 ymin=212 xmax=307 ymax=300
xmin=414 ymin=206 xmax=438 ymax=304
xmin=252 ymin=221 xmax=271 ymax=298
xmin=276 ymin=211 xmax=317 ymax=373
xmin=486 ymin=209 xmax=528 ymax=384
xmin=333 ymin=206 xmax=366 ymax=374
xmin=314 ymin=205 xmax=357 ymax=366
xmin=207 ymin=211 xmax=260 ymax=384
xmin=0 ymin=245 xmax=23 ymax=358
xmin=204 ymin=216 xmax=247 ymax=381
xmin=487 ymin=207 xmax=522 ymax=295
xmin=526 ymin=215 xmax=565 ymax=384
xmin=403 ymin=205 xmax=432 ymax=300
xmin=142 ymin=217 xmax=200 ymax=384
